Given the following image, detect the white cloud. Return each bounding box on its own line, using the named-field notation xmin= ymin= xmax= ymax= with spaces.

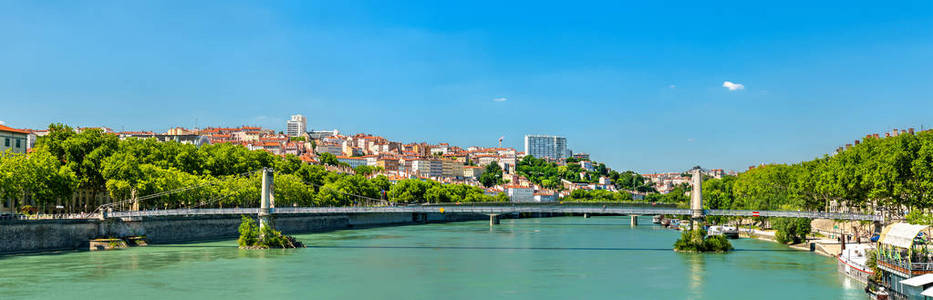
xmin=0 ymin=120 xmax=5 ymax=125
xmin=722 ymin=81 xmax=745 ymax=91
xmin=669 ymin=84 xmax=676 ymax=89
xmin=687 ymin=138 xmax=696 ymax=142
xmin=493 ymin=97 xmax=508 ymax=102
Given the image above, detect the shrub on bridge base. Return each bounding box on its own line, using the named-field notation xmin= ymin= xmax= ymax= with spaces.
xmin=237 ymin=216 xmax=305 ymax=249
xmin=674 ymin=229 xmax=733 ymax=253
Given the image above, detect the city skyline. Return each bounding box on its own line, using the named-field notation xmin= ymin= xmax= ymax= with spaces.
xmin=2 ymin=1 xmax=932 ymax=172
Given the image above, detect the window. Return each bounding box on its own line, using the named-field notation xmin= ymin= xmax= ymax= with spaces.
xmin=15 ymin=139 xmax=21 ymax=148
xmin=4 ymin=138 xmax=8 ymax=147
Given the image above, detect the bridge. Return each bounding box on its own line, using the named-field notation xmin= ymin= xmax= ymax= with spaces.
xmin=98 ymin=167 xmax=882 ymax=228
xmin=105 ymin=206 xmax=883 ymax=221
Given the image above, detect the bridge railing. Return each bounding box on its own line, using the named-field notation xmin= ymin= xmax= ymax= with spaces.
xmin=707 ymin=209 xmax=883 ymax=221
xmin=34 ymin=206 xmax=882 ymax=222
xmin=109 ymin=208 xmax=258 ymax=218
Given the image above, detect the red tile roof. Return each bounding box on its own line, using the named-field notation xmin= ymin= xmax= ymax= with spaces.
xmin=0 ymin=124 xmax=30 ymax=134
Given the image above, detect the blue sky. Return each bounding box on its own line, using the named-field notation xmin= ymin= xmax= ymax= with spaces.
xmin=2 ymin=1 xmax=932 ymax=172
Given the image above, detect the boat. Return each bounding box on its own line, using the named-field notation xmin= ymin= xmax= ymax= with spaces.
xmin=708 ymin=225 xmax=723 ymax=236
xmin=652 ymin=215 xmax=661 ymax=224
xmin=837 ymin=243 xmax=874 ymax=284
xmin=721 ymin=225 xmax=739 ymax=239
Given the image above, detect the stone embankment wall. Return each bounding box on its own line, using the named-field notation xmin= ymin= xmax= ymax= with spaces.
xmin=0 ymin=212 xmax=485 ymax=255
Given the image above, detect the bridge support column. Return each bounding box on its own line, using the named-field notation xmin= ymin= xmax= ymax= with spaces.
xmin=583 ymin=213 xmax=590 ymax=219
xmin=689 ymin=167 xmax=705 ymax=230
xmin=259 ymin=168 xmax=274 ymax=236
xmin=489 ymin=214 xmax=500 ymax=226
xmin=630 ymin=215 xmax=638 ymax=226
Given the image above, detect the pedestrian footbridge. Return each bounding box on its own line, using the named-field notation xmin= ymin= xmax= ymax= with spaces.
xmin=106 ymin=206 xmax=883 ymax=222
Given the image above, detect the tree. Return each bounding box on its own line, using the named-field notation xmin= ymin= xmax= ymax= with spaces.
xmin=772 ymin=217 xmax=812 ymax=244
xmin=372 ymin=175 xmax=391 ymax=194
xmin=479 ymin=163 xmax=503 ymax=188
xmin=388 ymin=179 xmax=431 ymax=203
xmin=274 ymin=173 xmax=315 ymax=207
xmin=319 ymin=152 xmax=339 ymax=166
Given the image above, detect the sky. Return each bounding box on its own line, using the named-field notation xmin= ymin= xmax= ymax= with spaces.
xmin=1 ymin=1 xmax=932 ymax=173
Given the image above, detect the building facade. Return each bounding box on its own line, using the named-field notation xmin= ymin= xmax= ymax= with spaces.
xmin=506 ymin=186 xmax=535 ymax=203
xmin=287 ymin=114 xmax=307 ymax=137
xmin=0 ymin=125 xmax=29 ymax=153
xmin=524 ymin=135 xmax=570 ymax=160
xmin=412 ymin=160 xmax=444 ymax=178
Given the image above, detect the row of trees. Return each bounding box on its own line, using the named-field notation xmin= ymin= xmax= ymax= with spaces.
xmin=700 ymin=130 xmax=933 ymax=218
xmin=1 ymin=124 xmax=509 ymax=214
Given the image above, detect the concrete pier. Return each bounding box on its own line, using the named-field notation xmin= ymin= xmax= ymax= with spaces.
xmin=489 ymin=214 xmax=500 ymax=226
xmin=583 ymin=213 xmax=590 ymax=218
xmin=259 ymin=169 xmax=273 ymax=234
xmin=630 ymin=215 xmax=638 ymax=226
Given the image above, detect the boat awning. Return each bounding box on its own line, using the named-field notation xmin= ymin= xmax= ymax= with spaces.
xmin=901 ymin=274 xmax=933 ymax=287
xmin=880 ymin=223 xmax=929 ymax=249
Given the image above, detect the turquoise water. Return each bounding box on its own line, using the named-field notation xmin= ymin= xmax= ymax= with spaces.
xmin=0 ymin=216 xmax=862 ymax=299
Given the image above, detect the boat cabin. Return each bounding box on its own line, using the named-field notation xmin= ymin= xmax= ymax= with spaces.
xmin=877 ymin=223 xmax=933 ymax=299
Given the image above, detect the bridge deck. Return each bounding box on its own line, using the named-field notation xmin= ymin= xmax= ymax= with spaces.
xmin=105 ymin=206 xmax=882 ymax=221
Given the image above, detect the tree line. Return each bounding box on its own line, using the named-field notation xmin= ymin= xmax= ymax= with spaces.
xmin=701 ymin=130 xmax=933 ymax=220
xmin=0 ymin=124 xmax=508 ymax=214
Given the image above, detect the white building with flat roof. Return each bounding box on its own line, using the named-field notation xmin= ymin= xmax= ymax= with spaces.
xmin=506 ymin=186 xmax=535 ymax=203
xmin=287 ymin=114 xmax=307 ymax=137
xmin=524 ymin=134 xmax=570 ymax=160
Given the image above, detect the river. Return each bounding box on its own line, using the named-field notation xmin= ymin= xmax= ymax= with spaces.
xmin=0 ymin=216 xmax=862 ymax=299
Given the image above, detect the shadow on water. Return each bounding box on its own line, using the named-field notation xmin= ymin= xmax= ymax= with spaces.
xmin=147 ymin=245 xmax=239 ymax=248
xmin=305 ymin=245 xmax=800 ymax=252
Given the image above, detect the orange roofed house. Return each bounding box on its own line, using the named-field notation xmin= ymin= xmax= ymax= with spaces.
xmin=0 ymin=124 xmax=30 ymax=153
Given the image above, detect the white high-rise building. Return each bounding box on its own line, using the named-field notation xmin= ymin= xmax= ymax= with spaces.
xmin=287 ymin=114 xmax=307 ymax=137
xmin=524 ymin=135 xmax=570 ymax=159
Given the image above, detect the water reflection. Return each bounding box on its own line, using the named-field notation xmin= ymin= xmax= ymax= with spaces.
xmin=679 ymin=254 xmax=706 ymax=297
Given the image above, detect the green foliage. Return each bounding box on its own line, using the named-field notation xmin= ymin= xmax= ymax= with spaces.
xmin=673 ymin=228 xmax=733 ymax=252
xmin=237 ymin=215 xmax=259 ymax=247
xmin=565 ymin=189 xmax=632 ymax=202
xmin=517 ymin=156 xmax=651 ymax=192
xmin=0 ymin=148 xmax=78 ymax=213
xmin=515 ymin=156 xmax=585 ymax=189
xmin=703 ymin=176 xmax=736 ymax=223
xmin=318 ymin=152 xmax=339 ymax=166
xmin=479 ymin=163 xmax=504 ymax=188
xmin=388 ymin=179 xmax=504 ymax=203
xmin=772 ymin=217 xmax=812 ymax=244
xmin=237 ymin=215 xmax=302 ymax=249
xmin=353 ymin=165 xmax=383 ymax=177
xmin=906 ymin=210 xmax=933 ymax=225
xmin=866 ymin=249 xmax=882 ymax=282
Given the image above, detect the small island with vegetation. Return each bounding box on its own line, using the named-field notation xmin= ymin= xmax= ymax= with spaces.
xmin=237 ymin=216 xmax=304 ymax=249
xmin=673 ymin=227 xmax=733 ymax=253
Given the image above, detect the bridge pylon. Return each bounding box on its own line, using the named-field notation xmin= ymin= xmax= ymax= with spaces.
xmin=689 ymin=166 xmax=705 ymax=229
xmin=259 ymin=168 xmax=274 ymax=235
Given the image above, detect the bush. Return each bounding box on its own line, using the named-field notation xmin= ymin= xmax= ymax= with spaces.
xmin=772 ymin=217 xmax=811 ymax=244
xmin=673 ymin=228 xmax=733 ymax=253
xmin=237 ymin=215 xmax=259 ymax=247
xmin=237 ymin=215 xmax=304 ymax=249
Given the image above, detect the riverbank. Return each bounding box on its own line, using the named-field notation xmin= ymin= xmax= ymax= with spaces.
xmin=0 ymin=212 xmax=496 ymax=255
xmin=738 ymin=226 xmax=866 ymax=258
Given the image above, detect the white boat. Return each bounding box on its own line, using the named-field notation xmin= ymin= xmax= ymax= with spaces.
xmin=652 ymin=215 xmax=661 ymax=224
xmin=721 ymin=225 xmax=739 ymax=239
xmin=708 ymin=225 xmax=723 ymax=236
xmin=837 ymin=243 xmax=874 ymax=284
